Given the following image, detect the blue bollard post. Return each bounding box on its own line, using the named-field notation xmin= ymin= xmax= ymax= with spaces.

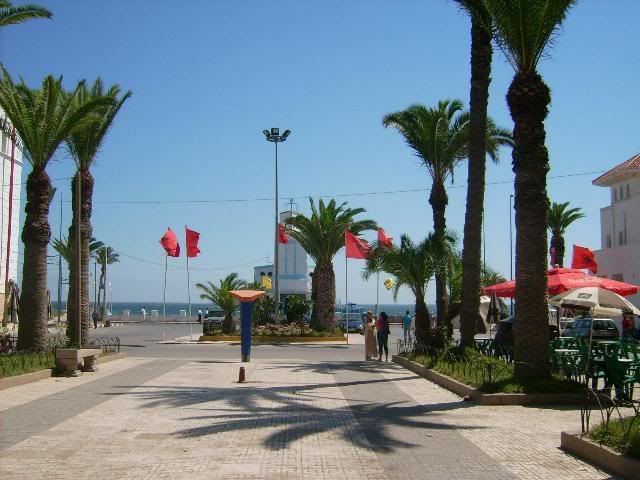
xmin=240 ymin=301 xmax=253 ymax=362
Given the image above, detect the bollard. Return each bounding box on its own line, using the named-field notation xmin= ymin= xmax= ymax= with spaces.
xmin=238 ymin=366 xmax=245 ymax=383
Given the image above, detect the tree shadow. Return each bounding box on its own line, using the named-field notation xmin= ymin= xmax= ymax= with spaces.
xmin=108 ymin=361 xmax=483 ymax=453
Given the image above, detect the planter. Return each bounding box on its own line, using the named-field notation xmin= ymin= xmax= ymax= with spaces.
xmin=561 ymin=431 xmax=640 ymax=480
xmin=198 ymin=335 xmax=346 ymax=343
xmin=0 ymin=352 xmax=127 ymax=390
xmin=392 ymin=355 xmax=583 ymax=406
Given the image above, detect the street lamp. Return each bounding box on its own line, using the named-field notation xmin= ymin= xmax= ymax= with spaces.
xmin=263 ymin=127 xmax=291 ymax=322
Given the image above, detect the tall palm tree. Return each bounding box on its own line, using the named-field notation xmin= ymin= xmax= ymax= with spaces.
xmin=196 ymin=273 xmax=247 ymax=334
xmin=364 ymin=232 xmax=456 ymax=348
xmin=454 ymin=0 xmax=500 ymax=348
xmin=286 ymin=199 xmax=376 ymax=328
xmin=65 ymin=79 xmax=131 ymax=345
xmin=383 ymin=100 xmax=511 ymax=332
xmin=0 ymin=70 xmax=110 ymax=351
xmin=93 ymin=246 xmax=119 ymax=320
xmin=547 ymin=201 xmax=584 ymax=267
xmin=483 ymin=0 xmax=577 ymax=380
xmin=0 ymin=0 xmax=51 ymax=28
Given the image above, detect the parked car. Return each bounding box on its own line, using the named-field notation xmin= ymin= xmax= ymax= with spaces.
xmin=494 ymin=316 xmax=559 ymax=348
xmin=563 ymin=318 xmax=619 ymax=340
xmin=203 ymin=309 xmax=226 ymax=335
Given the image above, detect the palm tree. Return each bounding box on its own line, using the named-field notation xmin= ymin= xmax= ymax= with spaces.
xmin=196 ymin=273 xmax=247 ymax=334
xmin=93 ymin=246 xmax=119 ymax=321
xmin=483 ymin=0 xmax=577 ymax=380
xmin=52 ymin=236 xmax=104 ymax=265
xmin=0 ymin=70 xmax=111 ymax=351
xmin=364 ymin=233 xmax=456 ymax=349
xmin=0 ymin=0 xmax=51 ymax=28
xmin=65 ymin=79 xmax=131 ymax=345
xmin=547 ymin=201 xmax=584 ymax=267
xmin=454 ymin=0 xmax=500 ymax=349
xmin=383 ymin=100 xmax=511 ymax=333
xmin=286 ymin=199 xmax=376 ymax=328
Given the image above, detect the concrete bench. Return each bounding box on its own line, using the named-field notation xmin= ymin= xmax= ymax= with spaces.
xmin=55 ymin=348 xmax=102 ymax=376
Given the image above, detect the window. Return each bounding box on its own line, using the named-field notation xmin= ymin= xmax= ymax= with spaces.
xmin=260 ymin=271 xmax=265 ymax=276
xmin=268 ymin=272 xmax=272 ymax=277
xmin=619 ymin=231 xmax=624 ymax=245
xmin=613 ymin=188 xmax=617 ymax=201
xmin=620 ymin=186 xmax=624 ymax=200
xmin=606 ymin=235 xmax=611 ymax=248
xmin=627 ymin=184 xmax=631 ymax=198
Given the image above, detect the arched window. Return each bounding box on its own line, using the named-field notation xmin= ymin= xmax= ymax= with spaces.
xmin=268 ymin=272 xmax=273 ymax=277
xmin=613 ymin=188 xmax=617 ymax=202
xmin=619 ymin=231 xmax=624 ymax=246
xmin=606 ymin=235 xmax=611 ymax=248
xmin=260 ymin=271 xmax=265 ymax=277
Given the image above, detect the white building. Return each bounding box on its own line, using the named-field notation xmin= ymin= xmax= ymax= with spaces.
xmin=0 ymin=108 xmax=23 ymax=310
xmin=254 ymin=210 xmax=310 ymax=299
xmin=593 ymin=153 xmax=640 ymax=307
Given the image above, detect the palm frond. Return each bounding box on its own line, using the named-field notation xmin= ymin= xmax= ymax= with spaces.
xmin=547 ymin=201 xmax=584 ymax=235
xmin=0 ymin=2 xmax=51 ymax=27
xmin=483 ymin=0 xmax=578 ymax=73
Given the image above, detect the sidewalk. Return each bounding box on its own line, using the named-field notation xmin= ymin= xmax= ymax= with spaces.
xmin=0 ymin=357 xmax=611 ymax=479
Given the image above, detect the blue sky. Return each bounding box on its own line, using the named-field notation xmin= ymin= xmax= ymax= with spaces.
xmin=2 ymin=0 xmax=639 ymax=304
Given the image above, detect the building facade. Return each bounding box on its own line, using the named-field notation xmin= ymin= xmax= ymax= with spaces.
xmin=593 ymin=153 xmax=640 ymax=307
xmin=254 ymin=210 xmax=310 ymax=299
xmin=0 ymin=108 xmax=23 ymax=312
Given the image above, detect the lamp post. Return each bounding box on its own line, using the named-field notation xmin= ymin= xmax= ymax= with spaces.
xmin=509 ymin=193 xmax=514 ymax=315
xmin=263 ymin=127 xmax=291 ymax=322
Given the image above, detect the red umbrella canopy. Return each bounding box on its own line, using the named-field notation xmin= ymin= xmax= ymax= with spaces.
xmin=483 ymin=267 xmax=639 ymax=298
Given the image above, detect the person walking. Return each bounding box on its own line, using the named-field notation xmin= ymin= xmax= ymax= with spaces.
xmin=364 ymin=311 xmax=377 ymax=360
xmin=92 ymin=309 xmax=99 ymax=329
xmin=402 ymin=310 xmax=412 ymax=344
xmin=197 ymin=309 xmax=203 ymax=323
xmin=376 ymin=311 xmax=390 ymax=362
xmin=622 ymin=313 xmax=633 ymax=339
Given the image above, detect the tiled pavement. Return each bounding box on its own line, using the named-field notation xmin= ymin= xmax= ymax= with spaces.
xmin=0 ymin=357 xmax=614 ymax=479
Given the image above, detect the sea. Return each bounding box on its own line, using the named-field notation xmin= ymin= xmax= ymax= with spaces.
xmin=55 ymin=301 xmax=436 ymax=317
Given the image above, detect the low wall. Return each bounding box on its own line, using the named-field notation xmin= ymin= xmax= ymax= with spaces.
xmin=0 ymin=352 xmax=128 ymax=390
xmin=392 ymin=355 xmax=583 ymax=406
xmin=199 ymin=335 xmax=347 ymax=343
xmin=561 ymin=431 xmax=640 ymax=480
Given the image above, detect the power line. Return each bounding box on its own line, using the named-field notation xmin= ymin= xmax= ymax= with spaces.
xmin=115 ymin=253 xmax=270 ymax=271
xmin=84 ymin=169 xmax=606 ymax=205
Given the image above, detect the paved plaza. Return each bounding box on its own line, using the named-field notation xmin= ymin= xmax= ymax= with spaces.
xmin=0 ymin=325 xmax=615 ymax=479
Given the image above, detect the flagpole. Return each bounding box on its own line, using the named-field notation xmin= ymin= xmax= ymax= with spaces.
xmin=187 ymin=253 xmax=192 ymax=340
xmin=345 ymin=249 xmax=349 ymax=345
xmin=375 ymin=271 xmax=380 ymax=316
xmin=163 ymin=255 xmax=168 ymax=323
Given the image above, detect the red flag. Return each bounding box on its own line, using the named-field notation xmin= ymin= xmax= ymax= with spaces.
xmin=571 ymin=244 xmax=598 ymax=274
xmin=278 ymin=223 xmax=289 ymax=244
xmin=185 ymin=227 xmax=201 ymax=258
xmin=345 ymin=230 xmax=371 ymax=259
xmin=378 ymin=228 xmax=393 ymax=248
xmin=160 ymin=227 xmax=180 ymax=257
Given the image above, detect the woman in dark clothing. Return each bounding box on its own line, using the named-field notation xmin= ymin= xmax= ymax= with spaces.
xmin=376 ymin=311 xmax=390 ymax=362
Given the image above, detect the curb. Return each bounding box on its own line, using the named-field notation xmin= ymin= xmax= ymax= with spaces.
xmin=0 ymin=352 xmax=128 ymax=391
xmin=392 ymin=355 xmax=583 ymax=406
xmin=561 ymin=430 xmax=640 ymax=480
xmin=198 ymin=335 xmax=347 ymax=343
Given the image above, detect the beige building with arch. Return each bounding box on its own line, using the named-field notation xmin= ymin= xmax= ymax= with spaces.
xmin=593 ymin=153 xmax=640 ymax=307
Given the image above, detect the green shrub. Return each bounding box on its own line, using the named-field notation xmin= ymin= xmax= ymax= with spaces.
xmin=588 ymin=417 xmax=640 ymax=459
xmin=402 ymin=349 xmax=583 ymax=394
xmin=0 ymin=351 xmax=56 ymax=378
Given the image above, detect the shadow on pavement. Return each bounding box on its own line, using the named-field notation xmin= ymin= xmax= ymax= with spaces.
xmin=108 ymin=361 xmax=482 ymax=453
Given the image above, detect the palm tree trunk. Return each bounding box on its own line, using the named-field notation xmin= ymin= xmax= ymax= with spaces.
xmin=414 ymin=295 xmax=430 ymax=349
xmin=460 ymin=15 xmax=492 ymax=348
xmin=314 ymin=261 xmax=336 ymax=328
xmin=66 ymin=170 xmax=94 ymax=345
xmin=508 ymin=71 xmax=552 ymax=381
xmin=222 ymin=313 xmax=235 ymax=334
xmin=550 ymin=233 xmax=565 ymax=267
xmin=429 ymin=181 xmax=449 ymax=332
xmin=309 ymin=267 xmax=318 ymax=328
xmin=17 ymin=168 xmax=52 ymax=352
